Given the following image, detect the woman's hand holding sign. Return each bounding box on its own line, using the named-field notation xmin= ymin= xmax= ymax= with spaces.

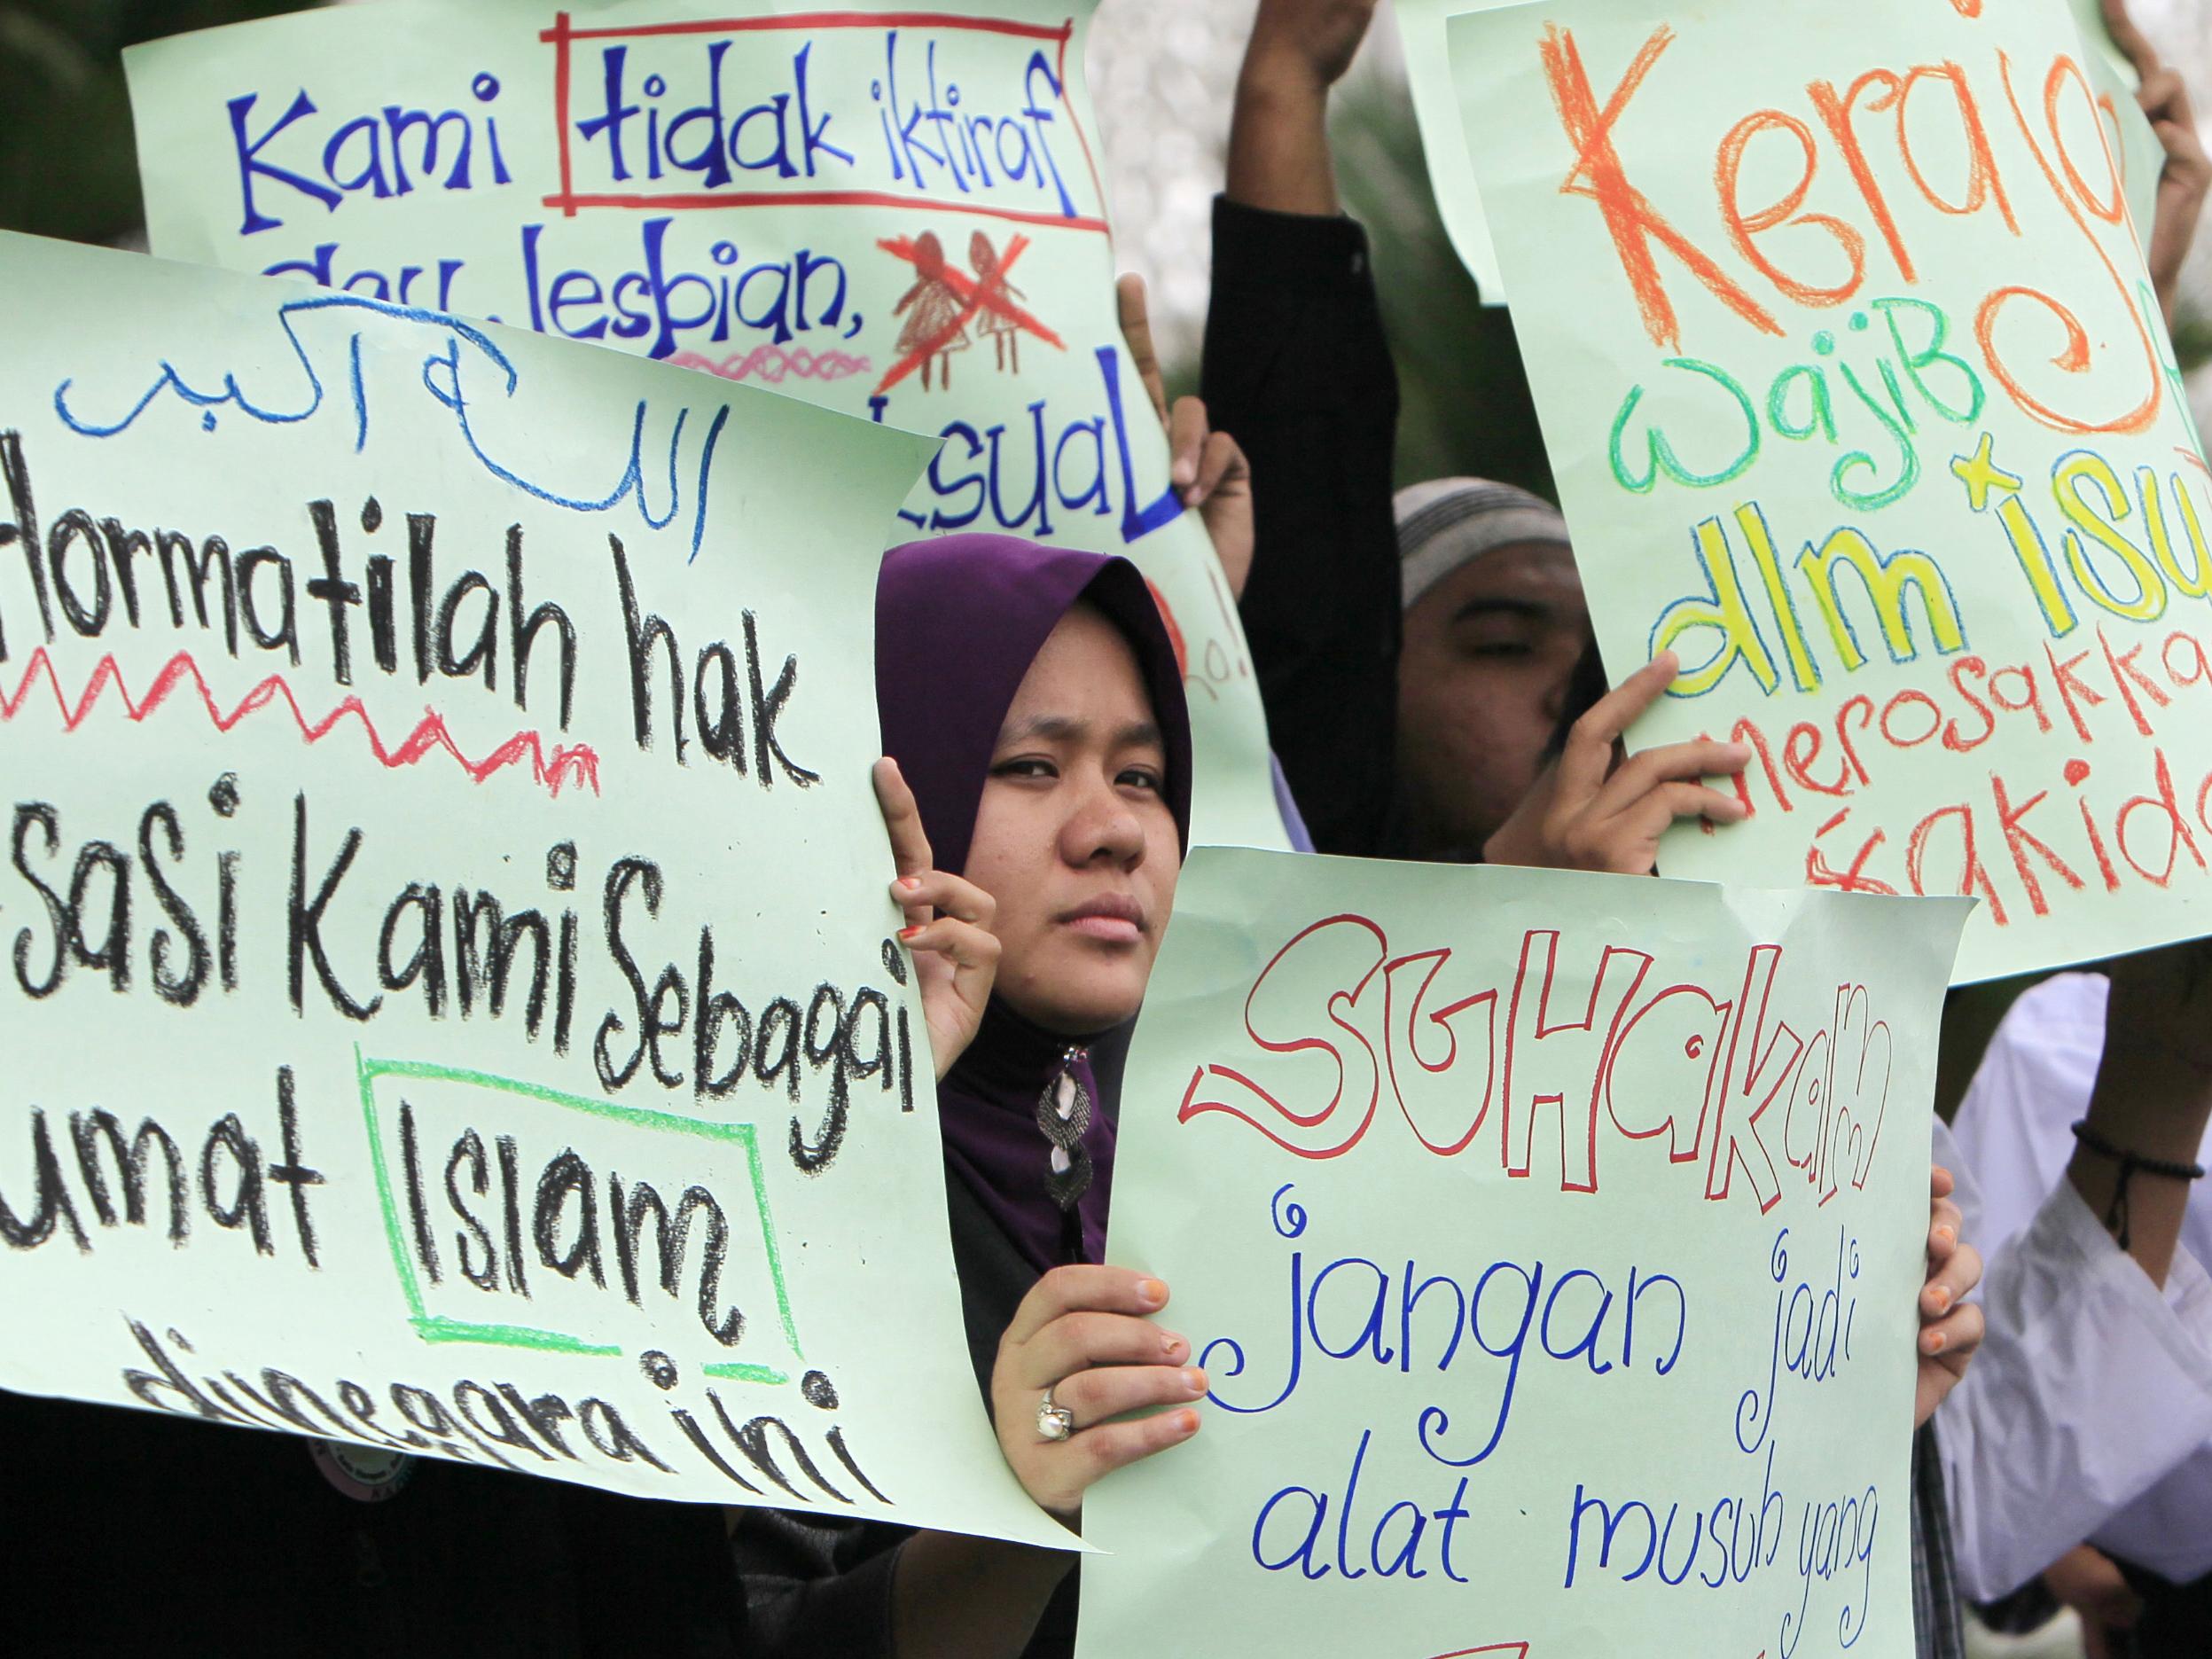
xmin=1917 ymin=1167 xmax=1986 ymax=1427
xmin=991 ymin=1265 xmax=1205 ymax=1520
xmin=889 ymin=1270 xmax=1206 ymax=1657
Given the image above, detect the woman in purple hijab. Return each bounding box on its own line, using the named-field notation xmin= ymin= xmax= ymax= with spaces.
xmin=876 ymin=532 xmax=1192 ymax=1276
xmin=737 ymin=534 xmax=1206 ymax=1659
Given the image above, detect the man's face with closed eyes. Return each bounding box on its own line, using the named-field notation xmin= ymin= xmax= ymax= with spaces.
xmin=1395 ymin=538 xmax=1591 ymax=860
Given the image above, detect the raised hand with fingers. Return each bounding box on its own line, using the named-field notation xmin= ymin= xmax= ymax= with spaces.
xmin=1917 ymin=1164 xmax=1986 ymax=1427
xmin=1116 ymin=274 xmax=1256 ymax=599
xmin=2104 ymin=0 xmax=2210 ymax=324
xmin=1482 ymin=651 xmax=1751 ymax=875
xmin=990 ymin=1264 xmax=1206 ymax=1519
xmin=1246 ymin=0 xmax=1381 ymax=96
xmin=1231 ymin=0 xmax=1384 ymax=215
xmin=1114 ymin=273 xmax=1172 ymax=430
xmin=875 ymin=756 xmax=999 ymax=1081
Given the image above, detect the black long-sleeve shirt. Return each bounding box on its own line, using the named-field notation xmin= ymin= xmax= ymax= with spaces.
xmin=0 ymin=1388 xmax=747 ymax=1656
xmin=1200 ymin=196 xmax=1403 ymax=857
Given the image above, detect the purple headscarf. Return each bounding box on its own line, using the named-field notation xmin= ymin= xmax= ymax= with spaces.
xmin=876 ymin=534 xmax=1192 ymax=1273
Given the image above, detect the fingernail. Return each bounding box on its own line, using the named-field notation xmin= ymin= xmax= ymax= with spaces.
xmin=1182 ymin=1367 xmax=1208 ymax=1396
xmin=1161 ymin=1331 xmax=1186 ymax=1358
xmin=1725 ymin=745 xmax=1753 ymax=762
xmin=898 ymin=876 xmax=922 ymax=891
xmin=898 ymin=924 xmax=923 ymax=940
xmin=1137 ymin=1278 xmax=1167 ymax=1309
xmin=1174 ymin=1410 xmax=1200 ymax=1436
xmin=1923 ymin=1330 xmax=1947 ymax=1354
xmin=1934 ymin=1225 xmax=1956 ymax=1248
xmin=1925 ymin=1285 xmax=1953 ymax=1314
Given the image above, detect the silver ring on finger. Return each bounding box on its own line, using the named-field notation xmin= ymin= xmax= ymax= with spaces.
xmin=1036 ymin=1385 xmax=1075 ymax=1443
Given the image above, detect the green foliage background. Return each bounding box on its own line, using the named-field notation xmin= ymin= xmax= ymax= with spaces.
xmin=0 ymin=1 xmax=321 ymax=245
xmin=1331 ymin=67 xmax=1557 ymax=500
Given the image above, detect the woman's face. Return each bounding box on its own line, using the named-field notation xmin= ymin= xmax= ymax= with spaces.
xmin=963 ymin=604 xmax=1181 ymax=1035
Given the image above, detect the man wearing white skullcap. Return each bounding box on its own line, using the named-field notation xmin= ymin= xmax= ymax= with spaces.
xmin=1392 ymin=477 xmax=1591 ymax=860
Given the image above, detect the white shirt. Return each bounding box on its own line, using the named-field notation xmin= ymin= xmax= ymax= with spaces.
xmin=1936 ymin=972 xmax=2212 ymax=1597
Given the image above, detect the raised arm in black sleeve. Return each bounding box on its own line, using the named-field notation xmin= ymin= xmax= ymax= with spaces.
xmin=1201 ymin=195 xmax=1402 ymax=856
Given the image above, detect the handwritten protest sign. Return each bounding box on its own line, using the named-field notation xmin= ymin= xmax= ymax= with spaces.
xmin=1077 ymin=849 xmax=1968 ymax=1657
xmin=1442 ymin=0 xmax=2202 ymax=982
xmin=1401 ymin=0 xmax=2161 ymax=324
xmin=122 ymin=0 xmax=1285 ymax=850
xmin=0 ymin=227 xmax=1068 ymax=1546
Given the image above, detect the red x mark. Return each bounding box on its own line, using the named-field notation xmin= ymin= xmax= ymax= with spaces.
xmin=873 ymin=232 xmax=1067 ymax=395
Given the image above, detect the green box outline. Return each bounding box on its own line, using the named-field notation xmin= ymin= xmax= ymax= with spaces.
xmin=356 ymin=1047 xmax=801 ymax=1385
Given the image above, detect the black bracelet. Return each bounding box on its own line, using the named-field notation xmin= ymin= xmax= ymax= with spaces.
xmin=2070 ymin=1119 xmax=2207 ymax=1250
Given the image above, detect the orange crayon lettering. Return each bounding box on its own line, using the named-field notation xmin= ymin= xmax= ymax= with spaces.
xmin=1540 ymin=23 xmax=1783 ymax=351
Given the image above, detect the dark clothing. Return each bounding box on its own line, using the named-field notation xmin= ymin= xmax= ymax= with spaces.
xmin=1201 ymin=195 xmax=1403 ymax=858
xmin=1913 ymin=1424 xmax=1967 ymax=1659
xmin=0 ymin=1389 xmax=745 ymax=1657
xmin=944 ymin=1170 xmax=1082 ymax=1651
xmin=1979 ymin=1553 xmax=2212 ymax=1655
xmin=919 ymin=1039 xmax=1150 ymax=1652
xmin=730 ymin=1506 xmax=906 ymax=1656
xmin=2111 ymin=1557 xmax=2212 ymax=1655
xmin=940 ymin=1000 xmax=1113 ymax=1278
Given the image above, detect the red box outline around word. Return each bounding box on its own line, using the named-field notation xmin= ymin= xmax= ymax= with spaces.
xmin=539 ymin=10 xmax=1110 ymax=233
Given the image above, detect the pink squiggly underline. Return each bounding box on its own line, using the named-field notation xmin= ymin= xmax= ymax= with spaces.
xmin=2 ymin=647 xmax=602 ymax=800
xmin=668 ymin=345 xmax=872 ymax=384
